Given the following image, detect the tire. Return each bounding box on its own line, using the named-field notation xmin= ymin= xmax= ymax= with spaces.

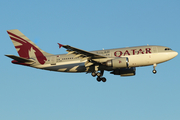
xmin=97 ymin=77 xmax=101 ymax=82
xmin=152 ymin=70 xmax=157 ymax=74
xmin=102 ymin=77 xmax=106 ymax=82
xmin=91 ymin=72 xmax=96 ymax=77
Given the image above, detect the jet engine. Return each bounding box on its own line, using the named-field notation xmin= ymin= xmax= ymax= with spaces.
xmin=110 ymin=67 xmax=136 ymax=76
xmin=105 ymin=57 xmax=129 ymax=68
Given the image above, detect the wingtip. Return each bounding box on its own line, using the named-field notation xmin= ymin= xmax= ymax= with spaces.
xmin=58 ymin=43 xmax=64 ymax=48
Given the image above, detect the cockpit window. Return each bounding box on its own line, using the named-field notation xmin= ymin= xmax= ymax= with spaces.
xmin=165 ymin=48 xmax=172 ymax=50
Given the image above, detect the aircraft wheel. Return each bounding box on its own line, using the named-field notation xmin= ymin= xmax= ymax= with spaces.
xmin=97 ymin=72 xmax=102 ymax=77
xmin=101 ymin=77 xmax=107 ymax=82
xmin=97 ymin=77 xmax=101 ymax=82
xmin=91 ymin=72 xmax=97 ymax=77
xmin=152 ymin=64 xmax=157 ymax=74
xmin=152 ymin=70 xmax=157 ymax=74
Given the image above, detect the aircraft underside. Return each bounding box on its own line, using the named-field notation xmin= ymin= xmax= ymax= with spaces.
xmin=36 ymin=62 xmax=137 ymax=82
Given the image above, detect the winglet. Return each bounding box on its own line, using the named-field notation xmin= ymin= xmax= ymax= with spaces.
xmin=58 ymin=43 xmax=64 ymax=48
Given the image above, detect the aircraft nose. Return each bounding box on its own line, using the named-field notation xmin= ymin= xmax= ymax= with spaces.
xmin=174 ymin=51 xmax=178 ymax=56
xmin=165 ymin=51 xmax=178 ymax=61
xmin=172 ymin=51 xmax=178 ymax=58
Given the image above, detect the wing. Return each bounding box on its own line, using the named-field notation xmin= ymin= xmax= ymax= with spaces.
xmin=58 ymin=43 xmax=107 ymax=59
xmin=58 ymin=43 xmax=112 ymax=69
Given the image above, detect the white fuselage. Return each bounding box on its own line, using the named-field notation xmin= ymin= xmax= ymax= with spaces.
xmin=31 ymin=45 xmax=178 ymax=72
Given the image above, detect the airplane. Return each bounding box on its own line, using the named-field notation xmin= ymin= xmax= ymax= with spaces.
xmin=5 ymin=29 xmax=178 ymax=82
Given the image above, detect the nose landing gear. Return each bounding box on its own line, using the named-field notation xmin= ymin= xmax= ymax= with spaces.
xmin=152 ymin=63 xmax=157 ymax=74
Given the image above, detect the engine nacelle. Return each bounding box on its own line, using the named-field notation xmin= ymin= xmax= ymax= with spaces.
xmin=106 ymin=57 xmax=129 ymax=68
xmin=110 ymin=67 xmax=136 ymax=76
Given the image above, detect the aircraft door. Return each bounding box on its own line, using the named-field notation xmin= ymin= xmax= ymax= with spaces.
xmin=50 ymin=56 xmax=56 ymax=65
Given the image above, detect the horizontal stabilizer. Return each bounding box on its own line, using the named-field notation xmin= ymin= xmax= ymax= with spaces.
xmin=5 ymin=55 xmax=35 ymax=63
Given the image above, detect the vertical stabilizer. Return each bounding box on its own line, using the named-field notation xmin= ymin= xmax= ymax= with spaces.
xmin=7 ymin=29 xmax=52 ymax=65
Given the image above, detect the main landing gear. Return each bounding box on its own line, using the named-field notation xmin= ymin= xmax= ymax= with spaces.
xmin=152 ymin=63 xmax=157 ymax=74
xmin=91 ymin=70 xmax=107 ymax=82
xmin=97 ymin=77 xmax=106 ymax=82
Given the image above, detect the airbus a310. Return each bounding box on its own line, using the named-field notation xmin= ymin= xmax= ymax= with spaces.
xmin=5 ymin=29 xmax=178 ymax=82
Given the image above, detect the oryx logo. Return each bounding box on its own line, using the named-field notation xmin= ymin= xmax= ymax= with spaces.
xmin=7 ymin=31 xmax=47 ymax=65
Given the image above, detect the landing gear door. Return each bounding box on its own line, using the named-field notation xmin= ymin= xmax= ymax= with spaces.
xmin=50 ymin=56 xmax=56 ymax=65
